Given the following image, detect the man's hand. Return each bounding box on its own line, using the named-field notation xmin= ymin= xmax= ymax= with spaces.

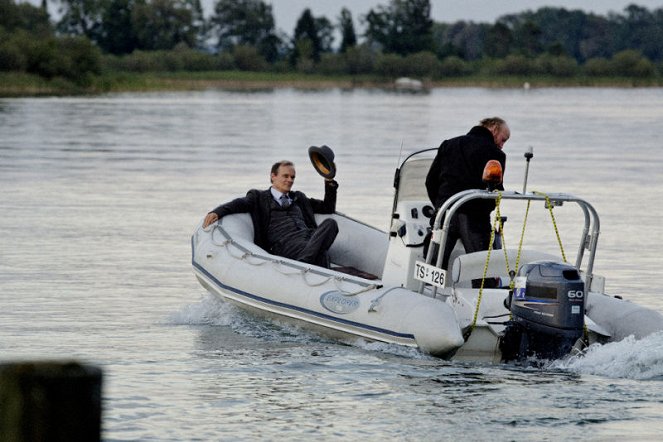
xmin=203 ymin=212 xmax=219 ymax=228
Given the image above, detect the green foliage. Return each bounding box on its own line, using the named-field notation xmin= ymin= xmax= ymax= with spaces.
xmin=617 ymin=5 xmax=663 ymax=62
xmin=97 ymin=0 xmax=137 ymax=55
xmin=103 ymin=47 xmax=233 ymax=72
xmin=317 ymin=53 xmax=346 ymax=75
xmin=610 ymin=50 xmax=656 ymax=77
xmin=338 ymin=8 xmax=356 ymax=53
xmin=439 ymin=56 xmax=472 ymax=77
xmin=132 ymin=0 xmax=198 ymax=50
xmin=534 ymin=54 xmax=577 ymax=77
xmin=232 ymin=45 xmax=267 ymax=71
xmin=483 ymin=23 xmax=512 ymax=58
xmin=0 ymin=0 xmax=51 ymax=35
xmin=56 ymin=0 xmax=105 ymax=40
xmin=56 ymin=0 xmax=201 ymax=53
xmin=343 ymin=45 xmax=375 ymax=75
xmin=404 ymin=51 xmax=439 ymax=77
xmin=583 ymin=57 xmax=611 ymax=76
xmin=490 ymin=55 xmax=535 ymax=76
xmin=0 ymin=28 xmax=28 ymax=71
xmin=374 ymin=53 xmax=407 ymax=77
xmin=364 ymin=0 xmax=433 ymax=56
xmin=58 ymin=36 xmax=102 ymax=81
xmin=433 ymin=22 xmax=487 ymax=61
xmin=291 ymin=8 xmax=334 ymax=64
xmin=0 ymin=28 xmax=100 ymax=83
xmin=210 ymin=0 xmax=280 ymax=62
xmin=2 ymin=0 xmax=662 ymax=91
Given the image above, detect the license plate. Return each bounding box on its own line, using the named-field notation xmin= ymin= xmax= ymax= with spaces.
xmin=414 ymin=261 xmax=447 ymax=288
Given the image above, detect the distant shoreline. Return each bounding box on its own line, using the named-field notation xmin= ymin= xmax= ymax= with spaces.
xmin=1 ymin=71 xmax=661 ymax=97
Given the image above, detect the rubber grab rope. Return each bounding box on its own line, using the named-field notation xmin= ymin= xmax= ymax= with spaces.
xmin=208 ymin=224 xmax=380 ymax=295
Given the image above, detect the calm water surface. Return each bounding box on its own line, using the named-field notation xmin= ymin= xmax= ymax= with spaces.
xmin=1 ymin=88 xmax=663 ymax=440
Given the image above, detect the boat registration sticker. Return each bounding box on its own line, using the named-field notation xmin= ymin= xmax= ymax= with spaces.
xmin=514 ymin=276 xmax=527 ymax=299
xmin=414 ymin=261 xmax=446 ymax=288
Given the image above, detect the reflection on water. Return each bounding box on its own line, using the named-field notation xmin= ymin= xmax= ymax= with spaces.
xmin=1 ymin=88 xmax=663 ymax=440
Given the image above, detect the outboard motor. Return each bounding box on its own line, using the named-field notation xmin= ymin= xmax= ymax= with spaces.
xmin=500 ymin=261 xmax=586 ymax=363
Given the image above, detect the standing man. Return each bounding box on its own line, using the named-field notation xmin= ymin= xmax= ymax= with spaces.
xmin=425 ymin=117 xmax=509 ymax=269
xmin=202 ymin=160 xmax=339 ymax=268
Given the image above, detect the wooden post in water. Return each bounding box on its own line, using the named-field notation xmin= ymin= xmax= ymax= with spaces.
xmin=0 ymin=361 xmax=102 ymax=441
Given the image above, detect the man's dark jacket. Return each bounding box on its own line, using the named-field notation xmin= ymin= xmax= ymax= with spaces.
xmin=425 ymin=125 xmax=506 ymax=217
xmin=210 ymin=180 xmax=338 ymax=250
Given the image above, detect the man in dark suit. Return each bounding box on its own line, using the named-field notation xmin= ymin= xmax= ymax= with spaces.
xmin=425 ymin=117 xmax=509 ymax=269
xmin=202 ymin=160 xmax=339 ymax=267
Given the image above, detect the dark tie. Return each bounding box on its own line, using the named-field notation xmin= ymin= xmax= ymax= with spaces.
xmin=280 ymin=194 xmax=291 ymax=208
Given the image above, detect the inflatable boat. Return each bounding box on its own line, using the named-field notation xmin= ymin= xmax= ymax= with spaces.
xmin=191 ymin=149 xmax=663 ymax=362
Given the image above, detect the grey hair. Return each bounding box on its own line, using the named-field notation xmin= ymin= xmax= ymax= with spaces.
xmin=480 ymin=117 xmax=507 ymax=130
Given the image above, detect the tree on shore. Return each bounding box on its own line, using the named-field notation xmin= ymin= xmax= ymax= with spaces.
xmin=363 ymin=0 xmax=433 ymax=56
xmin=291 ymin=8 xmax=334 ymax=66
xmin=210 ymin=0 xmax=280 ymax=62
xmin=338 ymin=7 xmax=357 ymax=53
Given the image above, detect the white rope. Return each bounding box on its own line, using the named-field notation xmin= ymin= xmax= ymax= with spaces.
xmin=271 ymin=259 xmax=307 ymax=276
xmin=302 ymin=270 xmax=334 ymax=287
xmin=207 ymin=225 xmax=377 ymax=293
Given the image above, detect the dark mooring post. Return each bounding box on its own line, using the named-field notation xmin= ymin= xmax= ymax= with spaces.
xmin=0 ymin=361 xmax=102 ymax=441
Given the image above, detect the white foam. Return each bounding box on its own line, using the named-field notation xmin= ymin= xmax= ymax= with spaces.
xmin=550 ymin=331 xmax=663 ymax=380
xmin=167 ymin=293 xmax=236 ymax=326
xmin=353 ymin=338 xmax=433 ymax=360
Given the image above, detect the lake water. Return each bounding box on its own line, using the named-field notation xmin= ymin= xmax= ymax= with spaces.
xmin=1 ymin=87 xmax=663 ymax=440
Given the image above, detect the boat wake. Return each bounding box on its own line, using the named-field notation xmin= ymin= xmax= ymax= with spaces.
xmin=169 ymin=293 xmax=338 ymax=345
xmin=168 ymin=293 xmax=238 ymax=327
xmin=549 ymin=332 xmax=663 ymax=380
xmin=172 ymin=295 xmax=663 ymax=378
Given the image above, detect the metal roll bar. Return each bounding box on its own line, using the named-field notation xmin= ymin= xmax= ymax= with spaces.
xmin=424 ymin=189 xmax=601 ymax=288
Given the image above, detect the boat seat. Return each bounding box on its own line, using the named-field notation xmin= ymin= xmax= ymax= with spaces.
xmin=317 ymin=213 xmax=388 ymax=279
xmin=218 ymin=213 xmax=387 ymax=279
xmin=450 ymin=249 xmax=560 ymax=288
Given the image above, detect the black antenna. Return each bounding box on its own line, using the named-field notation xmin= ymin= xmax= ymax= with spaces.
xmin=522 ymin=146 xmax=534 ymax=194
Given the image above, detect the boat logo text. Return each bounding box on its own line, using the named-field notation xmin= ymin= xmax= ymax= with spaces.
xmin=320 ymin=291 xmax=360 ymax=314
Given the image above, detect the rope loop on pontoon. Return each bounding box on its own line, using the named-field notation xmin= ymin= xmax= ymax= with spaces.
xmin=210 ymin=225 xmax=231 ymax=247
xmin=272 ymin=259 xmax=308 ymax=276
xmin=208 ymin=223 xmax=378 ymax=294
xmin=334 ymin=280 xmax=379 ymax=296
xmin=301 ymin=268 xmax=333 ymax=287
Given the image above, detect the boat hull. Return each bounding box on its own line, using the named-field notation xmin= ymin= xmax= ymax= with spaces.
xmin=192 ymin=216 xmax=465 ymax=357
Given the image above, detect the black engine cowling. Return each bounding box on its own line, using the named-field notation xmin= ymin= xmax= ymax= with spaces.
xmin=500 ymin=261 xmax=586 ymax=363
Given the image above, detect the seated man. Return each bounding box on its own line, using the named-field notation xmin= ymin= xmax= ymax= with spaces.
xmin=202 ymin=160 xmax=339 ymax=268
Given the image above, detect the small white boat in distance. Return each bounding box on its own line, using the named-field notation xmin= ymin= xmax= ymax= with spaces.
xmin=394 ymin=77 xmax=424 ymax=92
xmin=191 ymin=149 xmax=663 ymax=363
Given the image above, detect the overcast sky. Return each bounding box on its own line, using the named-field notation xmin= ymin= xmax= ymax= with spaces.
xmin=266 ymin=1 xmax=663 ymax=34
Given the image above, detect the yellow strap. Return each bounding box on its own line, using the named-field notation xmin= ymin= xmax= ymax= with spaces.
xmin=534 ymin=191 xmax=567 ymax=262
xmin=466 ymin=192 xmax=501 ymax=340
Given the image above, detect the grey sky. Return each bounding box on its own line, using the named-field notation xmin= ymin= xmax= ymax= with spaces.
xmin=267 ymin=1 xmax=663 ymax=34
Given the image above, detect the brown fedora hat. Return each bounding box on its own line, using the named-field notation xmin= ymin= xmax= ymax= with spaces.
xmin=308 ymin=145 xmax=336 ymax=179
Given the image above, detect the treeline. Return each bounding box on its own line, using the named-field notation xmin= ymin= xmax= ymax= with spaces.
xmin=1 ymin=0 xmax=663 ymax=87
